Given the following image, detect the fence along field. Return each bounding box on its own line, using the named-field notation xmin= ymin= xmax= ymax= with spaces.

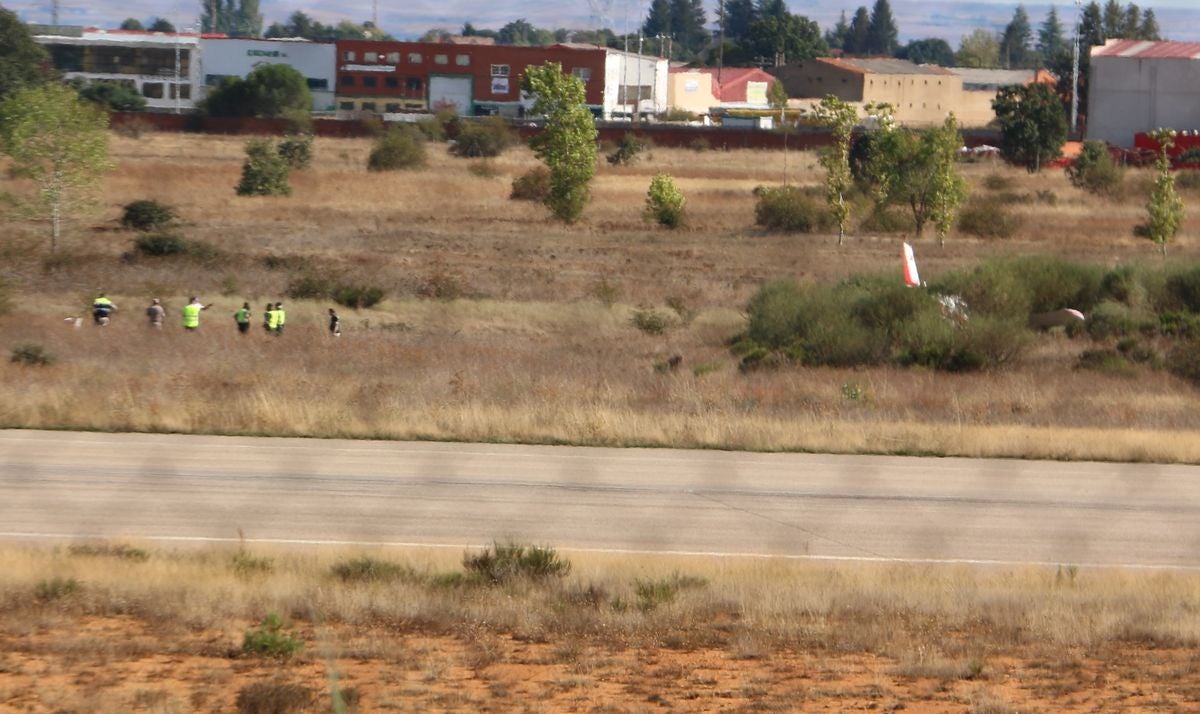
xmin=1 ymin=131 xmax=1199 ymax=461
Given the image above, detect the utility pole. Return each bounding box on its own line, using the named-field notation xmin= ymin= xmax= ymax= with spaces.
xmin=717 ymin=0 xmax=724 ymax=85
xmin=372 ymin=0 xmax=378 ymax=29
xmin=174 ymin=30 xmax=182 ymax=114
xmin=636 ymin=31 xmax=643 ymax=122
xmin=1071 ymin=0 xmax=1082 ymax=137
xmin=51 ymin=0 xmax=59 ymax=25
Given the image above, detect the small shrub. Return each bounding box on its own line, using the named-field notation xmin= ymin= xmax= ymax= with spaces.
xmin=231 ymin=549 xmax=274 ymax=576
xmin=134 ymin=233 xmax=187 ymax=256
xmin=1174 ymin=169 xmax=1200 ymax=191
xmin=631 ymin=308 xmax=670 ymax=335
xmin=1066 ymin=140 xmax=1123 ymax=195
xmin=414 ymin=117 xmax=446 ymax=142
xmin=958 ymin=199 xmax=1022 ymax=239
xmin=468 ymin=161 xmax=498 ymax=178
xmin=1167 ymin=338 xmax=1200 ymax=383
xmin=982 ymin=173 xmax=1014 ymax=191
xmin=0 ymin=276 xmax=11 ymax=316
xmin=34 ymin=577 xmax=80 ymax=601
xmin=659 ymin=107 xmax=698 ymax=122
xmin=286 ymin=273 xmax=332 ymax=300
xmin=1087 ymin=300 xmax=1135 ymax=339
xmin=607 ymin=133 xmax=644 ymax=166
xmin=121 ymin=200 xmax=174 ymax=231
xmin=754 ymin=185 xmax=828 ymax=233
xmin=237 ymin=139 xmax=291 ymax=196
xmin=417 ymin=264 xmax=468 ymax=300
xmin=68 ymin=542 xmax=150 ymax=562
xmin=330 ymin=556 xmax=415 ymax=584
xmin=450 ymin=117 xmax=514 ymax=158
xmin=644 ymin=173 xmax=685 ymax=228
xmin=858 ymin=205 xmax=915 ymax=233
xmin=633 ymin=573 xmax=707 ymax=612
xmin=590 ymin=275 xmax=622 ymax=307
xmin=11 ymin=342 xmax=56 ymax=366
xmin=1159 ymin=310 xmax=1200 ymax=338
xmin=235 ymin=680 xmax=314 ymax=714
xmin=1166 ymin=266 xmax=1200 ymax=312
xmin=277 ymin=133 xmax=313 ymax=169
xmin=510 ymin=166 xmax=552 ymax=201
xmin=463 ymin=541 xmax=571 ymax=584
xmin=242 ymin=613 xmax=303 ymax=659
xmin=332 ymin=284 xmax=385 ymax=309
xmin=688 ymin=136 xmax=711 ymax=152
xmin=1077 ymin=348 xmax=1136 ymax=376
xmin=368 ymin=127 xmax=426 ymax=171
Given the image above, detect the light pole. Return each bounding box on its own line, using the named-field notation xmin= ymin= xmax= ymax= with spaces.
xmin=1071 ymin=0 xmax=1082 ymax=137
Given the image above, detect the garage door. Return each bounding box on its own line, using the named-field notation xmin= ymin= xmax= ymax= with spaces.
xmin=429 ymin=75 xmax=473 ymax=114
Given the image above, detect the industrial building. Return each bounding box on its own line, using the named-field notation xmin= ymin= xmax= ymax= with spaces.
xmin=945 ymin=67 xmax=1056 ymax=128
xmin=333 ymin=40 xmax=667 ymax=118
xmin=32 ymin=27 xmax=203 ymax=112
xmin=1088 ymin=39 xmax=1200 ymax=147
xmin=199 ymin=37 xmax=336 ymax=112
xmin=667 ymin=67 xmax=777 ymax=116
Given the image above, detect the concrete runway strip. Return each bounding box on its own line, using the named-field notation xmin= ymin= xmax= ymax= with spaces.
xmin=2 ymin=429 xmax=1199 ymax=569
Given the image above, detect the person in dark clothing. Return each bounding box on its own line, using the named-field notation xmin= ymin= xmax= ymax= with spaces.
xmin=328 ymin=308 xmax=341 ymax=337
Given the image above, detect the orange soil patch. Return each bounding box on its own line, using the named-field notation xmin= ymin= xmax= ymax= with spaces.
xmin=2 ymin=616 xmax=1198 ymax=712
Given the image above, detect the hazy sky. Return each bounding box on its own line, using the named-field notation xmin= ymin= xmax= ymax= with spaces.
xmin=22 ymin=0 xmax=1200 ymax=43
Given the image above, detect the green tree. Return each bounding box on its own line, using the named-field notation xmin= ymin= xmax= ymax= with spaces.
xmin=844 ymin=6 xmax=870 ymax=55
xmin=866 ymin=0 xmax=899 ymax=56
xmin=668 ymin=0 xmax=708 ymax=56
xmin=927 ymin=115 xmax=969 ymax=247
xmin=1102 ymin=0 xmax=1124 ymax=39
xmin=1139 ymin=9 xmax=1160 ymax=40
xmin=1145 ymin=128 xmax=1184 ymax=258
xmin=811 ymin=95 xmax=858 ymax=245
xmin=1121 ymin=3 xmax=1141 ymax=37
xmin=724 ymin=0 xmax=757 ymax=39
xmin=234 ymin=0 xmax=262 ymax=37
xmin=1037 ymin=7 xmax=1066 ymax=60
xmin=642 ymin=0 xmax=672 ymax=37
xmin=992 ymin=82 xmax=1067 ymax=171
xmin=824 ymin=11 xmax=849 ymax=50
xmin=203 ymin=64 xmax=311 ymax=118
xmin=522 ymin=62 xmax=598 ymax=223
xmin=645 ymin=173 xmax=685 ymax=228
xmin=956 ymin=28 xmax=999 ymax=68
xmin=148 ymin=18 xmax=176 ymax=32
xmin=499 ymin=19 xmax=553 ymax=46
xmin=743 ymin=12 xmax=827 ymax=67
xmin=898 ymin=38 xmax=954 ymax=66
xmin=236 ymin=138 xmax=290 ymax=196
xmin=0 ymin=84 xmax=112 ymax=251
xmin=0 ymin=8 xmax=51 ymax=101
xmin=999 ymin=5 xmax=1033 ymax=68
xmin=119 ymin=18 xmax=145 ymax=30
xmin=1080 ymin=2 xmax=1104 ymax=46
xmin=75 ymin=80 xmax=148 ymax=111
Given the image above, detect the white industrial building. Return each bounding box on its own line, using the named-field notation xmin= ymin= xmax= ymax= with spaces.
xmin=33 ymin=27 xmax=203 ymax=112
xmin=1088 ymin=39 xmax=1200 ymax=147
xmin=199 ymin=37 xmax=336 ymax=112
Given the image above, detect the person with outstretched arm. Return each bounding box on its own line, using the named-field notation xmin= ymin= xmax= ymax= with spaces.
xmin=182 ymin=296 xmax=212 ymax=331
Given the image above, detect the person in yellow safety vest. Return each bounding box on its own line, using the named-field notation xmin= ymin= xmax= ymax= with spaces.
xmin=273 ymin=302 xmax=286 ymax=336
xmin=266 ymin=303 xmax=280 ymax=334
xmin=262 ymin=303 xmax=274 ymax=333
xmin=234 ymin=302 xmax=251 ymax=334
xmin=92 ymin=293 xmax=117 ymax=326
xmin=182 ymin=296 xmax=211 ymax=330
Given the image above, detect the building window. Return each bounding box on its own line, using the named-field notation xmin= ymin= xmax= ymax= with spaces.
xmin=361 ymin=102 xmax=376 ymax=111
xmin=306 ymin=78 xmax=328 ymax=90
xmin=387 ymin=52 xmax=400 ymax=63
xmin=205 ymin=74 xmax=231 ymax=86
xmin=434 ymin=54 xmax=448 ymax=65
xmin=491 ymin=64 xmax=510 ymax=77
xmin=456 ymin=54 xmax=470 ymax=66
xmin=142 ymin=82 xmax=163 ymax=98
xmin=339 ymin=101 xmax=354 ymax=110
xmin=363 ymin=76 xmax=377 ymax=88
xmin=170 ymin=84 xmax=190 ymax=99
xmin=406 ymin=77 xmax=422 ymax=92
xmin=365 ymin=52 xmax=379 ymax=63
xmin=386 ymin=103 xmax=401 ymax=112
xmin=343 ymin=50 xmax=355 ymax=62
xmin=571 ymin=67 xmax=591 ymax=82
xmin=408 ymin=52 xmax=422 ymax=63
xmin=341 ymin=75 xmax=355 ymax=86
xmin=385 ymin=76 xmax=398 ymax=88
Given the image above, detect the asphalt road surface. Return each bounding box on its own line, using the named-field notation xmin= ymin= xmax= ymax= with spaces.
xmin=2 ymin=429 xmax=1199 ymax=569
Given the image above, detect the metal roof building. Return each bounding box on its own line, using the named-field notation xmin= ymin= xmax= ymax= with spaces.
xmin=1088 ymin=39 xmax=1200 ymax=146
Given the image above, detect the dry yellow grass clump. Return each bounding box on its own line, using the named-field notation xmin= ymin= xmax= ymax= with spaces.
xmin=1 ymin=131 xmax=1199 ymax=461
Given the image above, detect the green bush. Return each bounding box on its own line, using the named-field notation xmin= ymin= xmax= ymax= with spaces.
xmin=858 ymin=205 xmax=915 ymax=233
xmin=1008 ymin=255 xmax=1105 ymax=313
xmin=11 ymin=342 xmax=56 ymax=366
xmin=134 ymin=233 xmax=187 ymax=256
xmin=1077 ymin=348 xmax=1136 ymax=376
xmin=330 ymin=556 xmax=416 ymax=584
xmin=463 ymin=541 xmax=571 ymax=584
xmin=1159 ymin=311 xmax=1200 ymax=338
xmin=468 ymin=161 xmax=498 ymax=178
xmin=1174 ymin=169 xmax=1200 ymax=191
xmin=754 ymin=185 xmax=828 ymax=233
xmin=957 ymin=199 xmax=1022 ymax=238
xmin=607 ymin=132 xmax=644 ymax=166
xmin=982 ymin=173 xmax=1014 ymax=191
xmin=121 ymin=199 xmax=174 ymax=231
xmin=1087 ymin=300 xmax=1136 ymax=339
xmin=1167 ymin=338 xmax=1200 ymax=383
xmin=634 ymin=574 xmax=707 ymax=612
xmin=242 ymin=613 xmax=303 ymax=659
xmin=414 ymin=117 xmax=446 ymax=142
xmin=1165 ymin=265 xmax=1200 ymax=312
xmin=510 ymin=166 xmax=551 ymax=201
xmin=1065 ymin=140 xmax=1123 ymax=194
xmin=332 ymin=284 xmax=385 ymax=309
xmin=231 ymin=549 xmax=274 ymax=576
xmin=644 ymin=173 xmax=685 ymax=228
xmin=450 ymin=117 xmax=515 ymax=158
xmin=235 ymin=681 xmax=315 ymax=714
xmin=631 ymin=307 xmax=671 ymax=334
xmin=368 ymin=126 xmax=426 ymax=171
xmin=0 ymin=276 xmax=11 ymax=316
xmin=34 ymin=577 xmax=80 ymax=601
xmin=277 ymin=133 xmax=313 ymax=169
xmin=68 ymin=542 xmax=150 ymax=562
xmin=236 ymin=139 xmax=291 ymax=196
xmin=745 ymin=280 xmax=808 ymax=348
xmin=285 ymin=273 xmax=332 ymax=300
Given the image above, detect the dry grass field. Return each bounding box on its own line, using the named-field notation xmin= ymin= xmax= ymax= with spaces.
xmin=3 ymin=542 xmax=1200 ymax=712
xmin=1 ymin=130 xmax=1199 ymax=461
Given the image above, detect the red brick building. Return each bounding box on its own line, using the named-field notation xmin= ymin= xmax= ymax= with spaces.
xmin=334 ymin=40 xmax=609 ymax=115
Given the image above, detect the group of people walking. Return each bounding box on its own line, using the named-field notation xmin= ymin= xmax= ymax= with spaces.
xmin=92 ymin=293 xmax=342 ymax=336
